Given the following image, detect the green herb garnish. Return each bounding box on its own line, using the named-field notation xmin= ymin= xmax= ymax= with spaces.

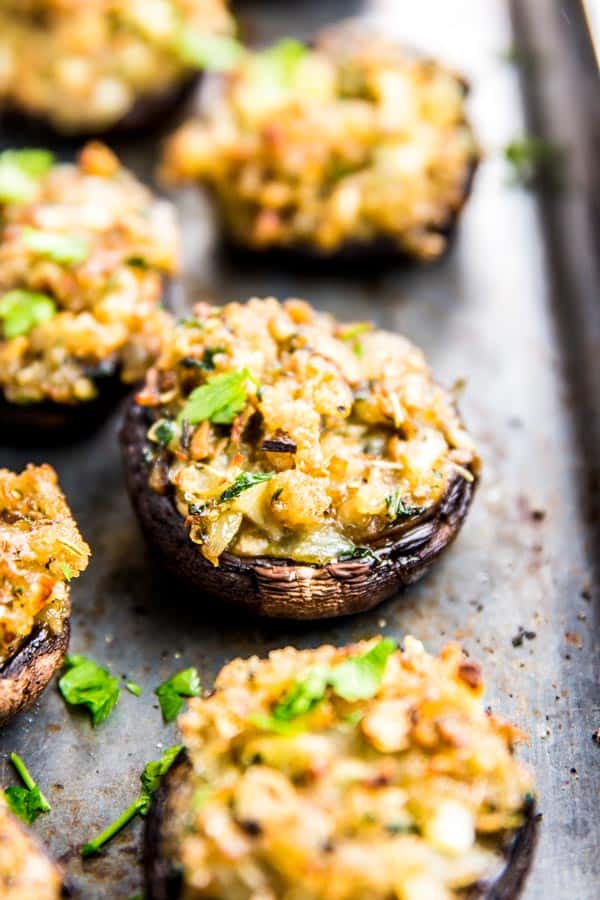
xmin=0 ymin=289 xmax=56 ymax=338
xmin=247 ymin=38 xmax=307 ymax=92
xmin=81 ymin=746 xmax=182 ymax=858
xmin=155 ymin=667 xmax=201 ymax=723
xmin=126 ymin=681 xmax=142 ymax=697
xmin=272 ymin=666 xmax=330 ymax=720
xmin=219 ymin=471 xmax=274 ymax=503
xmin=504 ymin=136 xmax=564 ymax=187
xmin=176 ymin=29 xmax=245 ymax=71
xmin=0 ymin=149 xmax=54 ymax=203
xmin=22 ymin=226 xmax=89 ymax=265
xmin=339 ymin=322 xmax=372 ymax=341
xmin=147 ymin=418 xmax=177 ymax=448
xmin=178 ymin=368 xmax=253 ymax=425
xmin=4 ymin=752 xmax=51 ymax=825
xmin=329 ymin=637 xmax=396 ymax=702
xmin=261 ymin=638 xmax=396 ymax=727
xmin=385 ymin=490 xmax=425 ymax=521
xmin=60 ymin=562 xmax=73 ymax=582
xmin=59 ymin=654 xmax=120 ymax=726
xmin=180 ymin=347 xmax=226 ymax=371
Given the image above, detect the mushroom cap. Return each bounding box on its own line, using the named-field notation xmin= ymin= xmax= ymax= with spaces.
xmin=0 ymin=619 xmax=69 ymax=726
xmin=120 ymin=399 xmax=477 ymax=620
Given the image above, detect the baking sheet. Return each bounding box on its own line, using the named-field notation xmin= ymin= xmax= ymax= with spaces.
xmin=1 ymin=1 xmax=599 ymax=897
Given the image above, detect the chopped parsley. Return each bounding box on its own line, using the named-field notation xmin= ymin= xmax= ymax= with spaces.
xmin=329 ymin=637 xmax=396 ymax=702
xmin=273 ymin=666 xmax=330 ymax=720
xmin=339 ymin=322 xmax=372 ymax=341
xmin=4 ymin=752 xmax=51 ymax=825
xmin=175 ymin=29 xmax=245 ymax=71
xmin=385 ymin=490 xmax=425 ymax=521
xmin=0 ymin=148 xmax=54 ymax=203
xmin=60 ymin=562 xmax=73 ymax=582
xmin=259 ymin=638 xmax=397 ymax=727
xmin=155 ymin=667 xmax=201 ymax=723
xmin=147 ymin=417 xmax=177 ymax=448
xmin=504 ymin=136 xmax=564 ymax=187
xmin=22 ymin=226 xmax=89 ymax=265
xmin=0 ymin=289 xmax=57 ymax=339
xmin=247 ymin=39 xmax=307 ymax=93
xmin=219 ymin=471 xmax=274 ymax=503
xmin=59 ymin=654 xmax=121 ymax=726
xmin=178 ymin=368 xmax=253 ymax=425
xmin=125 ymin=681 xmax=142 ymax=697
xmin=81 ymin=746 xmax=182 ymax=858
xmin=180 ymin=347 xmax=226 ymax=371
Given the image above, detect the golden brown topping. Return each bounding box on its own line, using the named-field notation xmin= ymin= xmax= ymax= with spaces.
xmin=0 ymin=1 xmax=234 ymax=132
xmin=0 ymin=799 xmax=62 ymax=900
xmin=0 ymin=464 xmax=90 ymax=663
xmin=161 ymin=28 xmax=478 ymax=258
xmin=139 ymin=297 xmax=478 ymax=564
xmin=169 ymin=637 xmax=534 ymax=899
xmin=0 ymin=143 xmax=178 ymax=405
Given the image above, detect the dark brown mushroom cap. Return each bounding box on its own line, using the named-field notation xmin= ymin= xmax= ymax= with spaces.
xmin=120 ymin=400 xmax=477 ymax=620
xmin=0 ymin=374 xmax=128 ymax=445
xmin=144 ymin=750 xmax=539 ymax=900
xmin=0 ymin=76 xmax=198 ymax=142
xmin=0 ymin=618 xmax=69 ymax=727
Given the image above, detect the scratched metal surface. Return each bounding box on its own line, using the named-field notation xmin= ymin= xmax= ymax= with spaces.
xmin=0 ymin=1 xmax=599 ymax=897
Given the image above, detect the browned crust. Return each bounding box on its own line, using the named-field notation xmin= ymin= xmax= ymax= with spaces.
xmin=120 ymin=400 xmax=477 ymax=620
xmin=0 ymin=618 xmax=70 ymax=726
xmin=0 ymin=76 xmax=199 ymax=142
xmin=144 ymin=750 xmax=539 ymax=900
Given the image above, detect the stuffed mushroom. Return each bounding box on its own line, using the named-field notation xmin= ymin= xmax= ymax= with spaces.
xmin=0 ymin=0 xmax=236 ymax=137
xmin=120 ymin=297 xmax=479 ymax=618
xmin=0 ymin=142 xmax=179 ymax=439
xmin=0 ymin=464 xmax=90 ymax=725
xmin=0 ymin=797 xmax=64 ymax=899
xmin=145 ymin=637 xmax=537 ymax=900
xmin=160 ymin=27 xmax=479 ymax=264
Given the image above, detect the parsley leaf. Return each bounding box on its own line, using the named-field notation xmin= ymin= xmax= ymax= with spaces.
xmin=4 ymin=753 xmax=51 ymax=825
xmin=155 ymin=667 xmax=201 ymax=723
xmin=339 ymin=322 xmax=372 ymax=341
xmin=385 ymin=490 xmax=425 ymax=521
xmin=147 ymin=417 xmax=177 ymax=448
xmin=81 ymin=746 xmax=182 ymax=858
xmin=22 ymin=227 xmax=89 ymax=265
xmin=329 ymin=638 xmax=397 ymax=702
xmin=219 ymin=471 xmax=274 ymax=503
xmin=504 ymin=136 xmax=564 ymax=187
xmin=60 ymin=562 xmax=73 ymax=582
xmin=248 ymin=39 xmax=307 ymax=91
xmin=138 ymin=745 xmax=183 ymax=813
xmin=176 ymin=29 xmax=245 ymax=71
xmin=0 ymin=289 xmax=56 ymax=338
xmin=259 ymin=639 xmax=397 ymax=728
xmin=180 ymin=346 xmax=226 ymax=371
xmin=0 ymin=149 xmax=54 ymax=204
xmin=178 ymin=368 xmax=252 ymax=425
xmin=272 ymin=666 xmax=329 ymax=720
xmin=59 ymin=655 xmax=121 ymax=726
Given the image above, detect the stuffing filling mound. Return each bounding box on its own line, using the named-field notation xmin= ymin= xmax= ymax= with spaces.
xmin=161 ymin=29 xmax=479 ymax=259
xmin=0 ymin=0 xmax=235 ymax=133
xmin=0 ymin=464 xmax=90 ymax=666
xmin=137 ymin=297 xmax=478 ymax=565
xmin=166 ymin=637 xmax=534 ymax=900
xmin=0 ymin=142 xmax=178 ymax=406
xmin=0 ymin=798 xmax=62 ymax=900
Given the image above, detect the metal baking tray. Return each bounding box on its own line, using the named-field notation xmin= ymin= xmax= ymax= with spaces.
xmin=1 ymin=1 xmax=598 ymax=897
